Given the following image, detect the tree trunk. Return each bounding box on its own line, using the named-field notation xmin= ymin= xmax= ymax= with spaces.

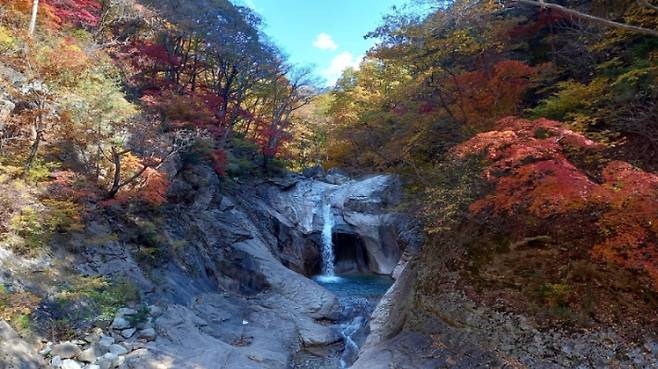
xmin=23 ymin=130 xmax=42 ymax=175
xmin=106 ymin=147 xmax=122 ymax=199
xmin=28 ymin=0 xmax=39 ymax=37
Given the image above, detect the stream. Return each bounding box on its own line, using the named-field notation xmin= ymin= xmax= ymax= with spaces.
xmin=294 ymin=202 xmax=394 ymax=368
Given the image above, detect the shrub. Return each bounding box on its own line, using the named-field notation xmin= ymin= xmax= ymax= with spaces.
xmin=55 ymin=276 xmax=140 ymax=323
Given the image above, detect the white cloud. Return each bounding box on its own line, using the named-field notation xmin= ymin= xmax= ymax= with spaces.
xmin=321 ymin=52 xmax=362 ymax=85
xmin=312 ymin=33 xmax=338 ymax=51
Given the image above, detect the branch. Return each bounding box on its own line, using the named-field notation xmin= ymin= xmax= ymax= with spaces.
xmin=513 ymin=0 xmax=658 ymax=37
xmin=638 ymin=0 xmax=658 ymax=12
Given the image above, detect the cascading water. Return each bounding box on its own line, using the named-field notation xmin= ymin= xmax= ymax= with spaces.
xmin=299 ymin=198 xmax=393 ymax=369
xmin=321 ymin=202 xmax=336 ymax=277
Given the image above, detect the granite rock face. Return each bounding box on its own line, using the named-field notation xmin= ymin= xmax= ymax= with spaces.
xmin=58 ymin=166 xmax=417 ymax=369
xmin=0 ymin=321 xmax=45 ymax=369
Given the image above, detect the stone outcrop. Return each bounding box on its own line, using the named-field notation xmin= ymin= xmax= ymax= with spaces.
xmin=0 ymin=321 xmax=45 ymax=369
xmin=256 ymin=173 xmax=418 ymax=276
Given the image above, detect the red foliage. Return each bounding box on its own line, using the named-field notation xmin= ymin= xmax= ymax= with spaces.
xmin=457 ymin=117 xmax=658 ymax=289
xmin=453 ymin=60 xmax=535 ymax=130
xmin=138 ymin=42 xmax=181 ymax=66
xmin=210 ymin=149 xmax=227 ymax=176
xmin=592 ymin=162 xmax=658 ymax=286
xmin=509 ymin=9 xmax=569 ymax=38
xmin=46 ymin=170 xmax=99 ymax=202
xmin=254 ymin=119 xmax=292 ymax=158
xmin=42 ymin=0 xmax=101 ymax=27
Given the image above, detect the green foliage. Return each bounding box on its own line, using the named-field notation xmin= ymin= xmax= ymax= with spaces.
xmin=128 ymin=304 xmax=150 ymax=326
xmin=421 ymin=156 xmax=488 ymax=234
xmin=8 ymin=207 xmax=48 ymax=254
xmin=23 ymin=159 xmax=60 ymax=183
xmin=0 ymin=25 xmax=17 ymax=53
xmin=4 ymin=197 xmax=83 ymax=255
xmin=226 ymin=135 xmax=260 ymax=178
xmin=55 ymin=276 xmax=140 ymax=322
xmin=530 ymin=79 xmax=606 ymax=121
xmin=536 ymin=282 xmax=571 ymax=309
xmin=0 ymin=286 xmax=40 ymax=335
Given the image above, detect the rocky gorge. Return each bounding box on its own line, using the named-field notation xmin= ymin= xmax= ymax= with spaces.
xmin=0 ymin=163 xmax=423 ymax=369
xmin=2 ymin=161 xmax=658 ymax=369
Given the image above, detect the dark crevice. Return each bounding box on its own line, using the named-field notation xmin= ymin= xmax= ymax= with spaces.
xmin=333 ymin=233 xmax=369 ymax=274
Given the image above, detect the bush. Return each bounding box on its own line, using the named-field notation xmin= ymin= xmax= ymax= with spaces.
xmin=0 ymin=285 xmax=40 ymax=335
xmin=55 ymin=276 xmax=140 ymax=323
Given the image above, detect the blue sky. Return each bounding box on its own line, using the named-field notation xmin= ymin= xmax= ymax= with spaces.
xmin=233 ymin=0 xmax=410 ymax=86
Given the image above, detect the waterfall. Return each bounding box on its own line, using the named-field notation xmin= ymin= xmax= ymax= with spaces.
xmin=321 ymin=202 xmax=336 ymax=276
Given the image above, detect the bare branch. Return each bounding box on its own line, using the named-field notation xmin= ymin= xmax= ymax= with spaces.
xmin=513 ymin=0 xmax=658 ymax=37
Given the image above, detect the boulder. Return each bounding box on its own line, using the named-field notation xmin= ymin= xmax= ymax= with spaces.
xmin=97 ymin=336 xmax=114 ymax=350
xmin=148 ymin=305 xmax=163 ymax=317
xmin=137 ymin=327 xmax=156 ymax=341
xmin=61 ymin=359 xmax=83 ymax=369
xmin=302 ymin=165 xmax=325 ymax=179
xmin=121 ymin=328 xmax=136 ymax=339
xmin=116 ymin=308 xmax=137 ymax=316
xmin=108 ymin=344 xmax=128 ymax=356
xmin=51 ymin=342 xmax=82 ymax=360
xmin=111 ymin=316 xmax=131 ymax=330
xmin=78 ymin=345 xmax=105 ymax=363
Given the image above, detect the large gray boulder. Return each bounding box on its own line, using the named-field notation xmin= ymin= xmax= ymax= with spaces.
xmin=0 ymin=321 xmax=45 ymax=369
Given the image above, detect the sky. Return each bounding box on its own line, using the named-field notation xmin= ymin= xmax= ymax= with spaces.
xmin=233 ymin=0 xmax=410 ymax=86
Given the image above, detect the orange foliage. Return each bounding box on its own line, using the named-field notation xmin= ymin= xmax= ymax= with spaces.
xmin=37 ymin=38 xmax=91 ymax=83
xmin=453 ymin=60 xmax=536 ymax=130
xmin=457 ymin=117 xmax=658 ymax=289
xmin=592 ymin=162 xmax=658 ymax=287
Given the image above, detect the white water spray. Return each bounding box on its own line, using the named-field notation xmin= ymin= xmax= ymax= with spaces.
xmin=321 ymin=202 xmax=336 ymax=276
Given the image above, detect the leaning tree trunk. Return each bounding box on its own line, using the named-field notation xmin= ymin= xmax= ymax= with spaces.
xmin=28 ymin=0 xmax=39 ymax=37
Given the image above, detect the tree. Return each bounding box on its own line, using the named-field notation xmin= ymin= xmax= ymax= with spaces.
xmin=20 ymin=80 xmax=51 ymax=174
xmin=258 ymin=66 xmax=316 ymax=171
xmin=28 ymin=0 xmax=39 ymax=36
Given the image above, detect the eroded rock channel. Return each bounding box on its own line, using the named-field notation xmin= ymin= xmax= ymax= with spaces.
xmin=0 ymin=166 xmax=419 ymax=369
